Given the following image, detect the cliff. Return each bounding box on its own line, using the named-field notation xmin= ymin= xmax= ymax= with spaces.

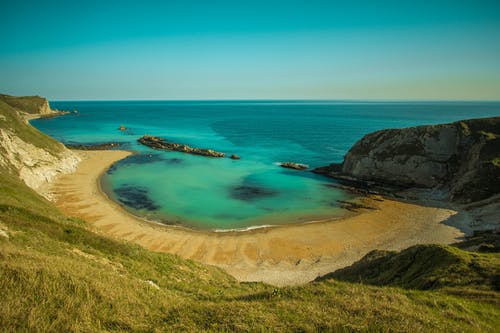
xmin=0 ymin=94 xmax=79 ymax=196
xmin=314 ymin=117 xmax=500 ymax=204
xmin=0 ymin=93 xmax=55 ymax=117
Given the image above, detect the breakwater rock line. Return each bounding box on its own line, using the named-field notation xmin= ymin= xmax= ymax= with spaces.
xmin=138 ymin=135 xmax=226 ymax=158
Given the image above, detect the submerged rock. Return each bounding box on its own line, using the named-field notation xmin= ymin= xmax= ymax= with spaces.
xmin=119 ymin=153 xmax=165 ymax=165
xmin=280 ymin=162 xmax=309 ymax=170
xmin=65 ymin=142 xmax=124 ymax=150
xmin=230 ymin=154 xmax=240 ymax=160
xmin=115 ymin=185 xmax=159 ymax=211
xmin=138 ymin=135 xmax=225 ymax=157
xmin=231 ymin=185 xmax=278 ymax=201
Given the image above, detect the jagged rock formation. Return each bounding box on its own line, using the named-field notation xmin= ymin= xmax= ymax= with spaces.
xmin=138 ymin=135 xmax=225 ymax=157
xmin=0 ymin=94 xmax=80 ymax=196
xmin=314 ymin=117 xmax=500 ymax=204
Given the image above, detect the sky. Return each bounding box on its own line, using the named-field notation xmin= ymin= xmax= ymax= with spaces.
xmin=1 ymin=0 xmax=500 ymax=100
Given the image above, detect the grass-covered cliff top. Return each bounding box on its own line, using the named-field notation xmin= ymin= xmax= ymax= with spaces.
xmin=0 ymin=96 xmax=64 ymax=156
xmin=0 ymin=95 xmax=499 ymax=331
xmin=0 ymin=93 xmax=50 ymax=115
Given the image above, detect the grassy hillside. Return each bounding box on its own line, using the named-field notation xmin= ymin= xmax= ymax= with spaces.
xmin=1 ymin=95 xmax=499 ymax=331
xmin=0 ymin=94 xmax=50 ymax=115
xmin=320 ymin=244 xmax=499 ymax=302
xmin=2 ymin=170 xmax=499 ymax=332
xmin=0 ymin=99 xmax=63 ymax=156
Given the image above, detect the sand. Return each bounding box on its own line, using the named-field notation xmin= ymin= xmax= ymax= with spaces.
xmin=46 ymin=150 xmax=465 ymax=286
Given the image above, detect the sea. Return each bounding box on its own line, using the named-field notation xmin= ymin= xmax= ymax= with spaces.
xmin=31 ymin=101 xmax=500 ymax=230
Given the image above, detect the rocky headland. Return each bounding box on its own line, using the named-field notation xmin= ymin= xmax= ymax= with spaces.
xmin=0 ymin=93 xmax=72 ymax=120
xmin=138 ymin=135 xmax=226 ymax=157
xmin=314 ymin=117 xmax=500 ymax=230
xmin=0 ymin=94 xmax=80 ymax=196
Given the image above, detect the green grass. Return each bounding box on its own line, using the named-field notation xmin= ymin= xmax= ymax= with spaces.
xmin=479 ymin=130 xmax=498 ymax=141
xmin=0 ymin=96 xmax=499 ymax=332
xmin=320 ymin=244 xmax=500 ymax=302
xmin=0 ymin=99 xmax=64 ymax=156
xmin=0 ymin=94 xmax=49 ymax=115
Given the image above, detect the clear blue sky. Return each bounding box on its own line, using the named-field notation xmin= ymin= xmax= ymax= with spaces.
xmin=1 ymin=0 xmax=499 ymax=100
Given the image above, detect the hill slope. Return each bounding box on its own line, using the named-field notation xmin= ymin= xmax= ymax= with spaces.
xmin=318 ymin=244 xmax=499 ymax=302
xmin=0 ymin=95 xmax=79 ymax=192
xmin=0 ymin=95 xmax=499 ymax=331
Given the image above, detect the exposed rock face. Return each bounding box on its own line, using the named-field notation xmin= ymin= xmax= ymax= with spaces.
xmin=0 ymin=128 xmax=80 ymax=193
xmin=138 ymin=135 xmax=225 ymax=157
xmin=0 ymin=94 xmax=63 ymax=119
xmin=0 ymin=94 xmax=80 ymax=198
xmin=280 ymin=162 xmax=309 ymax=170
xmin=314 ymin=117 xmax=500 ymax=203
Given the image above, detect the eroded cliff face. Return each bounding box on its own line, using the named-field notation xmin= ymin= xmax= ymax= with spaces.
xmin=0 ymin=94 xmax=80 ymax=198
xmin=37 ymin=99 xmax=53 ymax=115
xmin=0 ymin=94 xmax=56 ymax=116
xmin=0 ymin=129 xmax=79 ymax=193
xmin=315 ymin=117 xmax=500 ymax=203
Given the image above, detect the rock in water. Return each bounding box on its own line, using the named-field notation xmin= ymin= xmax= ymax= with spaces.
xmin=119 ymin=125 xmax=126 ymax=131
xmin=280 ymin=162 xmax=309 ymax=170
xmin=230 ymin=154 xmax=241 ymax=160
xmin=138 ymin=135 xmax=225 ymax=157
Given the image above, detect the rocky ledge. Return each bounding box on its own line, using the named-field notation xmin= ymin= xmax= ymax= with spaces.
xmin=138 ymin=135 xmax=225 ymax=157
xmin=280 ymin=162 xmax=309 ymax=170
xmin=65 ymin=142 xmax=124 ymax=150
xmin=313 ymin=117 xmax=500 ymax=204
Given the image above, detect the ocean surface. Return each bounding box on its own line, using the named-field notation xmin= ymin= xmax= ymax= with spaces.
xmin=31 ymin=101 xmax=500 ymax=230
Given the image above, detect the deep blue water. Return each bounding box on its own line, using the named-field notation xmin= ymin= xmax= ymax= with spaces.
xmin=31 ymin=101 xmax=500 ymax=230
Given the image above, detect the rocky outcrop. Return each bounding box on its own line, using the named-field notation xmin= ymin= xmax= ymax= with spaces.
xmin=138 ymin=135 xmax=225 ymax=157
xmin=314 ymin=117 xmax=500 ymax=203
xmin=0 ymin=128 xmax=80 ymax=194
xmin=0 ymin=95 xmax=80 ymax=198
xmin=280 ymin=162 xmax=309 ymax=170
xmin=0 ymin=94 xmax=67 ymax=120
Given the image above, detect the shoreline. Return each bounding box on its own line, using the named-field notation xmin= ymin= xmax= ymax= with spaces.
xmin=47 ymin=149 xmax=465 ymax=286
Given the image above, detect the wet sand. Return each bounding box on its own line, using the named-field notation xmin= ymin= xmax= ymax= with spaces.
xmin=45 ymin=150 xmax=464 ymax=286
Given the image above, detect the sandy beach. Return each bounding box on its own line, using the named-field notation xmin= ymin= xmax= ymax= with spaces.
xmin=46 ymin=150 xmax=465 ymax=286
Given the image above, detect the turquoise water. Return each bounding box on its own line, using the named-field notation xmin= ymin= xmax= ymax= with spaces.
xmin=32 ymin=101 xmax=500 ymax=230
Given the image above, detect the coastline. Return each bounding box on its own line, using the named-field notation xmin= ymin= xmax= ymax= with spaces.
xmin=47 ymin=149 xmax=465 ymax=286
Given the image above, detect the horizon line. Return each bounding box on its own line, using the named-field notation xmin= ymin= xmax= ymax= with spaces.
xmin=49 ymin=98 xmax=500 ymax=103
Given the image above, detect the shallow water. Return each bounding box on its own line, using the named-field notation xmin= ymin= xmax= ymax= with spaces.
xmin=32 ymin=100 xmax=500 ymax=230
